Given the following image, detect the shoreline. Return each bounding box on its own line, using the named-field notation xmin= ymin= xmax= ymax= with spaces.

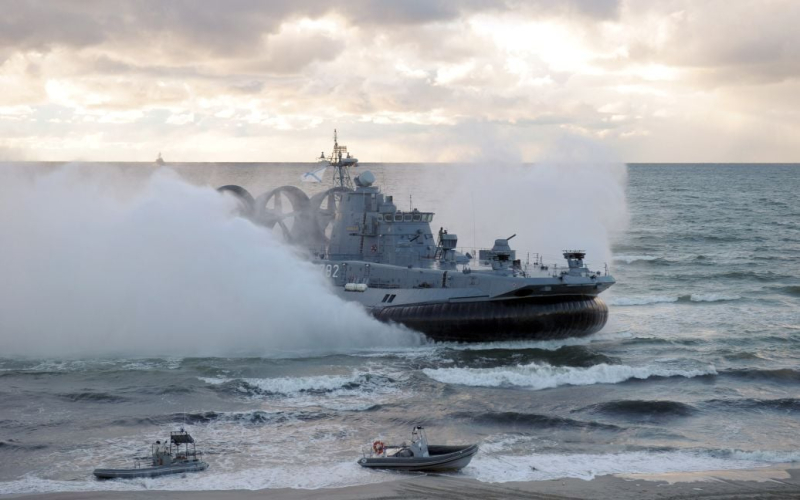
xmin=6 ymin=464 xmax=800 ymax=500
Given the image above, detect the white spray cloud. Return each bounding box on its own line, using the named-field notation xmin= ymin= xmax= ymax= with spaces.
xmin=435 ymin=134 xmax=629 ymax=268
xmin=0 ymin=164 xmax=422 ymax=357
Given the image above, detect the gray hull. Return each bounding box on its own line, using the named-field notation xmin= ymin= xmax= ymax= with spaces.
xmin=93 ymin=461 xmax=208 ymax=479
xmin=373 ymin=296 xmax=608 ymax=342
xmin=358 ymin=445 xmax=478 ymax=472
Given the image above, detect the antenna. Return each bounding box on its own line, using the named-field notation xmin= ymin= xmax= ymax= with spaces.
xmin=328 ymin=129 xmax=355 ymax=189
xmin=471 ymin=191 xmax=477 ymax=251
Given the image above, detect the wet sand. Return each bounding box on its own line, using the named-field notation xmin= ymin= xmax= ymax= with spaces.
xmin=7 ymin=464 xmax=800 ymax=500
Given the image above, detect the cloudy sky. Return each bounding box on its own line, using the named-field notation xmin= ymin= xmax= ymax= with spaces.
xmin=1 ymin=0 xmax=798 ymax=162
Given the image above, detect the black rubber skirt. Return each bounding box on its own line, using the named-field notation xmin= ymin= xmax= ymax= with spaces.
xmin=372 ymin=296 xmax=608 ymax=342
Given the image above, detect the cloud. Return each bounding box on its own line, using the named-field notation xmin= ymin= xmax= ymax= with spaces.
xmin=623 ymin=1 xmax=800 ymax=85
xmin=0 ymin=0 xmax=798 ymax=161
xmin=248 ymin=23 xmax=345 ymax=74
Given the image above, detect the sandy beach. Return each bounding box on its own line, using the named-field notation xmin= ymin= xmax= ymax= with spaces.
xmin=7 ymin=465 xmax=800 ymax=500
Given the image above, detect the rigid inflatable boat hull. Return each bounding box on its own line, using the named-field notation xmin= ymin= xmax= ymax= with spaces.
xmin=358 ymin=445 xmax=478 ymax=472
xmin=93 ymin=461 xmax=208 ymax=479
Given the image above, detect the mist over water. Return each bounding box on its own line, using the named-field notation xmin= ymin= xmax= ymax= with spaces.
xmin=434 ymin=136 xmax=628 ymax=267
xmin=0 ymin=164 xmax=421 ymax=357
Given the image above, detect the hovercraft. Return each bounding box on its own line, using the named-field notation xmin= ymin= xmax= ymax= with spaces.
xmin=218 ymin=131 xmax=616 ymax=342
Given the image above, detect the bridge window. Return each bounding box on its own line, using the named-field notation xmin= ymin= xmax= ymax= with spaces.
xmin=404 ymin=214 xmax=412 ymax=222
xmin=413 ymin=213 xmax=421 ymax=222
xmin=394 ymin=213 xmax=402 ymax=222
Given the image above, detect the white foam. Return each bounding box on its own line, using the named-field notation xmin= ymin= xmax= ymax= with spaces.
xmin=7 ymin=444 xmax=795 ymax=494
xmin=726 ymin=450 xmax=800 ymax=463
xmin=433 ymin=331 xmax=634 ymax=352
xmin=422 ymin=362 xmax=716 ymax=390
xmin=199 ymin=373 xmax=364 ymax=395
xmin=609 ymin=293 xmax=742 ymax=306
xmin=198 ymin=367 xmax=409 ymax=411
xmin=0 ymin=462 xmax=392 ymax=494
xmin=690 ymin=293 xmax=741 ymax=302
xmin=608 ymin=295 xmax=678 ymax=306
xmin=467 ymin=450 xmax=786 ymax=483
xmin=5 ymin=420 xmax=798 ymax=494
xmin=0 ymin=358 xmax=184 ymax=373
xmin=613 ymin=255 xmax=659 ymax=264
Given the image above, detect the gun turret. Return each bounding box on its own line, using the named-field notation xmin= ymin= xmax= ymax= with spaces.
xmin=479 ymin=236 xmax=518 ymax=271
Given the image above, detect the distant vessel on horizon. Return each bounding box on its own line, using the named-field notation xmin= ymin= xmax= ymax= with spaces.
xmin=155 ymin=152 xmax=165 ymax=166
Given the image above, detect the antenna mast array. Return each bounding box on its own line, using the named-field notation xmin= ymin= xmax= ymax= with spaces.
xmin=327 ymin=129 xmax=357 ymax=189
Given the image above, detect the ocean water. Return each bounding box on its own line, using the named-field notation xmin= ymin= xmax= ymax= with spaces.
xmin=1 ymin=163 xmax=799 ymax=494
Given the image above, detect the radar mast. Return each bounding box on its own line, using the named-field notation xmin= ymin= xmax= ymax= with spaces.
xmin=324 ymin=129 xmax=358 ymax=189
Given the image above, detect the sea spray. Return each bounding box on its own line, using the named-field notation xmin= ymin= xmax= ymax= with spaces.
xmin=432 ymin=135 xmax=628 ymax=267
xmin=0 ymin=164 xmax=422 ymax=357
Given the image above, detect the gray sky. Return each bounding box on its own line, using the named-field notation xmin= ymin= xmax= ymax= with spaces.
xmin=1 ymin=0 xmax=798 ymax=162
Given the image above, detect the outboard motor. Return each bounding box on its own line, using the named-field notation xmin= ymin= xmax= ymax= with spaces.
xmin=410 ymin=426 xmax=430 ymax=457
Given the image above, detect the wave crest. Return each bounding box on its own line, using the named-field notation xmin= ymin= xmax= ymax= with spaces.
xmin=609 ymin=296 xmax=678 ymax=306
xmin=456 ymin=411 xmax=622 ymax=431
xmin=422 ymin=363 xmax=716 ymax=390
xmin=613 ymin=255 xmax=660 ymax=264
xmin=583 ymin=400 xmax=696 ymax=419
xmin=199 ymin=372 xmax=389 ymax=396
xmin=609 ymin=294 xmax=740 ymax=306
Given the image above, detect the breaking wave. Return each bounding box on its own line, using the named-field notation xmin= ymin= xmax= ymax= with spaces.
xmin=199 ymin=372 xmax=393 ymax=396
xmin=685 ymin=293 xmax=741 ymax=302
xmin=609 ymin=295 xmax=678 ymax=306
xmin=109 ymin=410 xmax=327 ymax=427
xmin=613 ymin=255 xmax=660 ymax=264
xmin=435 ymin=345 xmax=616 ymax=370
xmin=422 ymin=363 xmax=717 ymax=390
xmin=609 ymin=294 xmax=741 ymax=306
